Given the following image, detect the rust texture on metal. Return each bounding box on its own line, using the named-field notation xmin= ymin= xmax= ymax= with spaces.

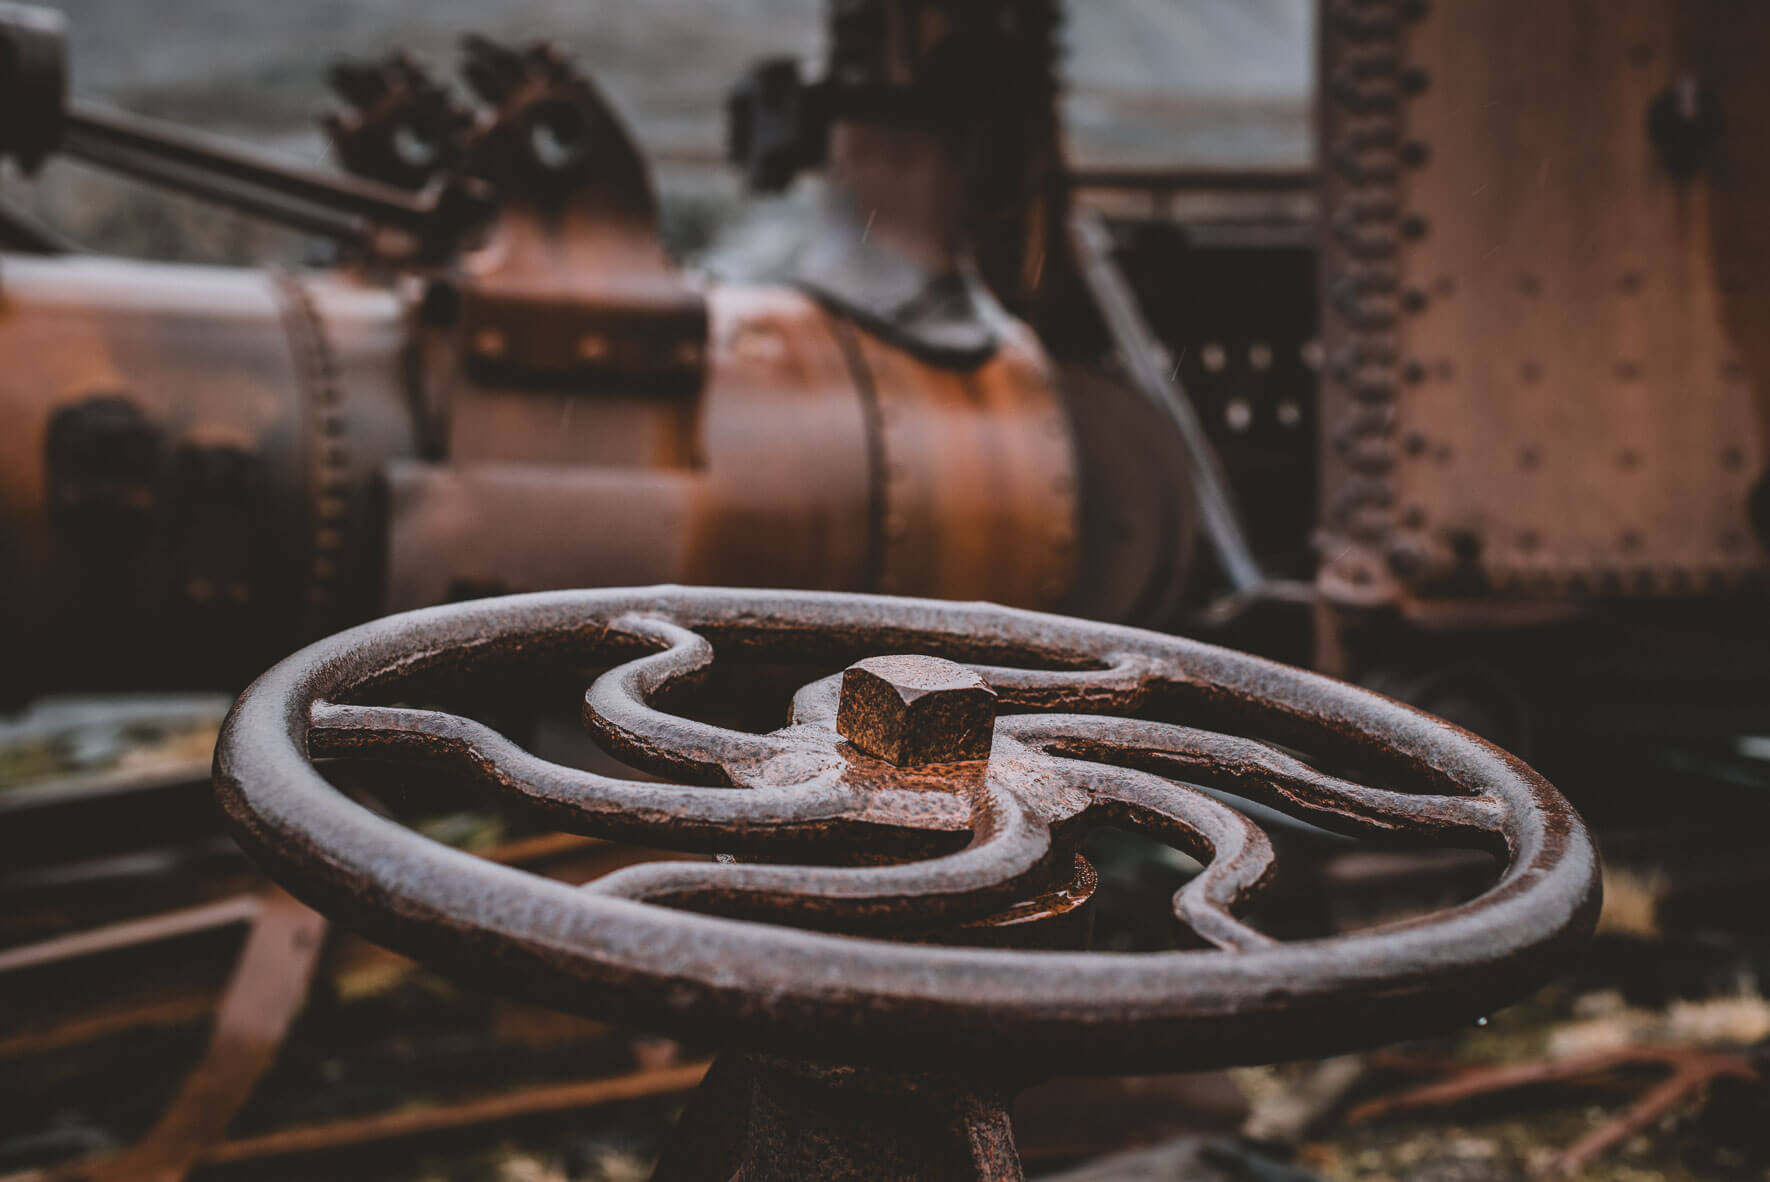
xmin=448 ymin=37 xmax=707 ymax=392
xmin=830 ymin=313 xmax=1079 ymax=605
xmin=215 ymin=586 xmax=1599 ymax=1080
xmin=835 ymin=655 xmax=997 ymax=767
xmin=0 ymin=19 xmax=1186 ymax=702
xmin=658 ymin=1055 xmax=1025 ymax=1182
xmin=196 ymin=1061 xmax=711 ymax=1171
xmin=1317 ymin=0 xmax=1770 ymax=607
xmin=82 ymin=888 xmax=327 ymax=1182
xmin=0 ymin=241 xmax=1093 ymax=696
xmin=389 ymin=282 xmax=1081 ymax=615
xmin=0 ymin=826 xmax=700 ymax=1177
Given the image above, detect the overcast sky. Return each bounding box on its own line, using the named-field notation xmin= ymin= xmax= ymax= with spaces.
xmin=45 ymin=0 xmax=1312 ymax=168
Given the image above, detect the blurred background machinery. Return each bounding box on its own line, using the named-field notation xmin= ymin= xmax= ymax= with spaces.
xmin=0 ymin=0 xmax=1198 ymax=701
xmin=6 ymin=0 xmax=1770 ymax=810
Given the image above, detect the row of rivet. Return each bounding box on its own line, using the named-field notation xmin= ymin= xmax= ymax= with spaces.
xmin=1321 ymin=0 xmax=1422 ymax=554
xmin=274 ymin=270 xmax=351 ymax=636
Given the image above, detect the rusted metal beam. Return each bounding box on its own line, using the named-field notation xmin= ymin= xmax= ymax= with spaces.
xmin=85 ymin=889 xmax=328 ymax=1182
xmin=195 ymin=1062 xmax=710 ymax=1168
xmin=0 ymin=895 xmax=261 ymax=976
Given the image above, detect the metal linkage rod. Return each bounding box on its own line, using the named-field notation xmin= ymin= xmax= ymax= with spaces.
xmin=1069 ymin=208 xmax=1265 ymax=595
xmin=63 ymin=101 xmax=488 ymax=249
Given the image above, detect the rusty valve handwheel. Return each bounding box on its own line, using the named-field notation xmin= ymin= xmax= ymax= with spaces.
xmin=215 ymin=587 xmax=1598 ymax=1179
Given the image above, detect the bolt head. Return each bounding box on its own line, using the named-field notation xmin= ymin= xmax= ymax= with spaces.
xmin=836 ymin=655 xmax=997 ymax=767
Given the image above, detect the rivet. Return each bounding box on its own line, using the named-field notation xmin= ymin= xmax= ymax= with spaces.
xmin=473 ymin=327 xmax=508 ymax=359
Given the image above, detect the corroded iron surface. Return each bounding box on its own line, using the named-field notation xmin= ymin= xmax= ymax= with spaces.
xmin=1317 ymin=0 xmax=1770 ymax=605
xmin=215 ymin=586 xmax=1599 ymax=1075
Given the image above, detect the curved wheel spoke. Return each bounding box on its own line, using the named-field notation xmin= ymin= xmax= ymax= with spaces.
xmin=1090 ymin=774 xmax=1275 ymax=951
xmin=1005 ymin=715 xmax=1504 ymax=847
xmin=973 ymin=654 xmax=1157 ymax=712
xmin=585 ymin=767 xmax=1057 ymax=930
xmin=788 ymin=673 xmax=842 ymax=729
xmin=1007 ymin=724 xmax=1274 ymax=952
xmin=310 ymin=702 xmax=949 ymax=855
xmin=584 ymin=614 xmax=795 ymax=784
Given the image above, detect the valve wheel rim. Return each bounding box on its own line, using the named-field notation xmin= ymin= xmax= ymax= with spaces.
xmin=214 ymin=585 xmax=1599 ymax=1074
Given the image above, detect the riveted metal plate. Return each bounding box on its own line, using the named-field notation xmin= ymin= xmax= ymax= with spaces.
xmin=1318 ymin=0 xmax=1770 ymax=601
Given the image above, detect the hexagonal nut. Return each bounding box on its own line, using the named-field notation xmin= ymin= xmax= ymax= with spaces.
xmin=835 ymin=655 xmax=997 ymax=767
